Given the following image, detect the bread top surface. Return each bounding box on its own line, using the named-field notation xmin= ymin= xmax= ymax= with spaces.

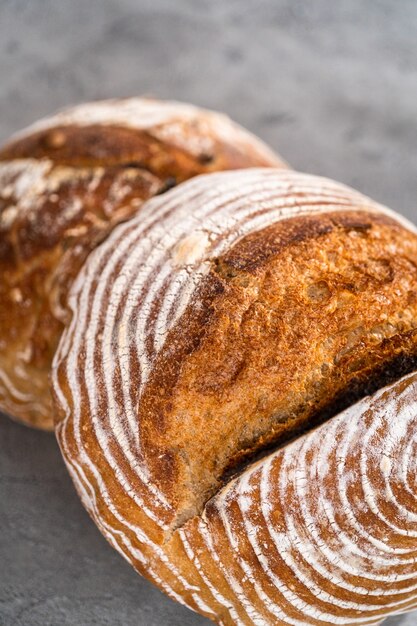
xmin=0 ymin=98 xmax=283 ymax=429
xmin=52 ymin=168 xmax=417 ymax=539
xmin=169 ymin=371 xmax=417 ymax=625
xmin=1 ymin=97 xmax=282 ymax=168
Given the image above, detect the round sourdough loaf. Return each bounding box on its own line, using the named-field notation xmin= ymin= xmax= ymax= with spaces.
xmin=0 ymin=98 xmax=284 ymax=429
xmin=52 ymin=168 xmax=417 ymax=625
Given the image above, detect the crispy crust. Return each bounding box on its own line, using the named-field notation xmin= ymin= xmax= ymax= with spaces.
xmin=0 ymin=124 xmax=281 ymax=171
xmin=0 ymin=98 xmax=284 ymax=429
xmin=52 ymin=168 xmax=417 ymax=624
xmin=139 ymin=210 xmax=417 ymax=514
xmin=165 ymin=372 xmax=417 ymax=625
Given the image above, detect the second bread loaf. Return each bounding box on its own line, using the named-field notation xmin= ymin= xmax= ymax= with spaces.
xmin=0 ymin=98 xmax=284 ymax=429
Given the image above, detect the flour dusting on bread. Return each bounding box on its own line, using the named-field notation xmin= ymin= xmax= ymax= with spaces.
xmin=52 ymin=168 xmax=417 ymax=623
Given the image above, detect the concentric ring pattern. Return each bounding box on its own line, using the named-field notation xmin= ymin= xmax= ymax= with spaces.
xmin=52 ymin=168 xmax=417 ymax=625
xmin=180 ymin=372 xmax=417 ymax=625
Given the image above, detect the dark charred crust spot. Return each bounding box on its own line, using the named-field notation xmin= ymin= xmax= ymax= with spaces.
xmin=198 ymin=152 xmax=215 ymax=165
xmin=120 ymin=161 xmax=146 ymax=169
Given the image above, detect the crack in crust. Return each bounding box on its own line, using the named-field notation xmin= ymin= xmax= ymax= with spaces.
xmin=51 ymin=168 xmax=417 ymax=624
xmin=140 ymin=209 xmax=417 ymax=519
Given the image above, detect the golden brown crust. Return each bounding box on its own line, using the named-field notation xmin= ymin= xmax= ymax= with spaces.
xmin=168 ymin=372 xmax=417 ymax=625
xmin=0 ymin=99 xmax=284 ymax=429
xmin=0 ymin=124 xmax=280 ymax=172
xmin=140 ymin=210 xmax=417 ymax=515
xmin=52 ymin=168 xmax=417 ymax=624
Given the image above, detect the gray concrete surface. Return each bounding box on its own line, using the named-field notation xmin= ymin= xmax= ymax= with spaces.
xmin=0 ymin=1 xmax=416 ymax=624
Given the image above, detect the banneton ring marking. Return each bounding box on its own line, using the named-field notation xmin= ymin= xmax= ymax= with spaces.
xmin=176 ymin=375 xmax=417 ymax=626
xmin=52 ymin=167 xmax=417 ymax=625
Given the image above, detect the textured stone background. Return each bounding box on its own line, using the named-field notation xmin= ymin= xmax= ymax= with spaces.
xmin=0 ymin=1 xmax=416 ymax=625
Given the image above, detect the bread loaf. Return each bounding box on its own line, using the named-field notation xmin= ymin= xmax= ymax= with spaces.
xmin=0 ymin=98 xmax=284 ymax=430
xmin=52 ymin=168 xmax=417 ymax=625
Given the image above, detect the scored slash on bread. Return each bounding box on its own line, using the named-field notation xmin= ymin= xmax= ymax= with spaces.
xmin=173 ymin=371 xmax=417 ymax=625
xmin=51 ymin=167 xmax=417 ymax=625
xmin=0 ymin=97 xmax=285 ymax=429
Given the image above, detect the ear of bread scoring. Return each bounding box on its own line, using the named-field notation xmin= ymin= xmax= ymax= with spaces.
xmin=0 ymin=98 xmax=284 ymax=429
xmin=52 ymin=168 xmax=417 ymax=624
xmin=168 ymin=371 xmax=417 ymax=625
